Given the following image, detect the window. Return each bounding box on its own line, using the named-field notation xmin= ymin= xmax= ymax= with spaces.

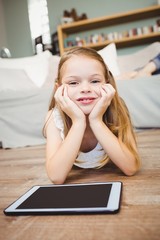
xmin=28 ymin=0 xmax=51 ymax=53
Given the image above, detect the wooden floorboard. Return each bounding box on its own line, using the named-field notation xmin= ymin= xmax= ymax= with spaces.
xmin=0 ymin=129 xmax=160 ymax=240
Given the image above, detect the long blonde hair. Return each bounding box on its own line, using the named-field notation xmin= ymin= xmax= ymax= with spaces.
xmin=44 ymin=46 xmax=140 ymax=168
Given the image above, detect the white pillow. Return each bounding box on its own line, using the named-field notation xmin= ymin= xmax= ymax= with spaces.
xmin=0 ymin=50 xmax=52 ymax=87
xmin=43 ymin=55 xmax=60 ymax=87
xmin=98 ymin=43 xmax=120 ymax=76
xmin=0 ymin=68 xmax=36 ymax=91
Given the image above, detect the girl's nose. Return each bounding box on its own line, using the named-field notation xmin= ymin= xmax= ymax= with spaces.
xmin=80 ymin=82 xmax=91 ymax=93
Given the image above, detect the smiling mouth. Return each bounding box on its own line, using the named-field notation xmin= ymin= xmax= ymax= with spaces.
xmin=77 ymin=97 xmax=96 ymax=104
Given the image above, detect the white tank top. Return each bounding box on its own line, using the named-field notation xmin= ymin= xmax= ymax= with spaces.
xmin=52 ymin=107 xmax=107 ymax=169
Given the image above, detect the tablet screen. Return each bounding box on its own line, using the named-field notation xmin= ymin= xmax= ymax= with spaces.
xmin=17 ymin=184 xmax=112 ymax=209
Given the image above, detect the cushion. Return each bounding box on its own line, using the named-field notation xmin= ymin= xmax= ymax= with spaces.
xmin=0 ymin=50 xmax=52 ymax=87
xmin=0 ymin=68 xmax=36 ymax=91
xmin=116 ymin=75 xmax=160 ymax=128
xmin=98 ymin=43 xmax=120 ymax=77
xmin=117 ymin=42 xmax=160 ymax=73
xmin=43 ymin=55 xmax=60 ymax=87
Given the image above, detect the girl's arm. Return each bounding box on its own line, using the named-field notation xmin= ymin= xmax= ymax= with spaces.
xmin=45 ymin=117 xmax=86 ymax=184
xmin=89 ymin=84 xmax=139 ymax=176
xmin=90 ymin=121 xmax=138 ymax=176
xmin=45 ymin=85 xmax=86 ymax=184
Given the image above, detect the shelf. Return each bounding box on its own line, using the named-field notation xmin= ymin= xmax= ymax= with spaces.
xmin=59 ymin=5 xmax=160 ymax=34
xmin=63 ymin=32 xmax=160 ymax=52
xmin=114 ymin=32 xmax=160 ymax=48
xmin=57 ymin=5 xmax=160 ymax=55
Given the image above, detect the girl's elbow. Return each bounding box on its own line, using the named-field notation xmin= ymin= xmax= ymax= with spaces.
xmin=48 ymin=171 xmax=66 ymax=185
xmin=123 ymin=155 xmax=141 ymax=176
xmin=48 ymin=174 xmax=66 ymax=185
xmin=46 ymin=163 xmax=66 ymax=184
xmin=123 ymin=166 xmax=139 ymax=176
xmin=124 ymin=170 xmax=136 ymax=176
xmin=52 ymin=179 xmax=65 ymax=185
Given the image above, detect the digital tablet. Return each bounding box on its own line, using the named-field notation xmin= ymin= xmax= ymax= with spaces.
xmin=4 ymin=182 xmax=122 ymax=215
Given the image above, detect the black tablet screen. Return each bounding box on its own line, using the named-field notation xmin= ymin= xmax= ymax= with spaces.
xmin=17 ymin=184 xmax=112 ymax=209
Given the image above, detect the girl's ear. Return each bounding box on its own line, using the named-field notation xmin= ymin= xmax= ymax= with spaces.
xmin=55 ymin=79 xmax=60 ymax=89
xmin=55 ymin=82 xmax=59 ymax=88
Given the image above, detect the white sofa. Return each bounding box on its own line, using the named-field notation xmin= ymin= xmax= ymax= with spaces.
xmin=0 ymin=42 xmax=159 ymax=148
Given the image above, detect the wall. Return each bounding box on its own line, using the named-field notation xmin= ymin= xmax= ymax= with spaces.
xmin=2 ymin=0 xmax=33 ymax=57
xmin=1 ymin=0 xmax=158 ymax=58
xmin=0 ymin=0 xmax=7 ymax=48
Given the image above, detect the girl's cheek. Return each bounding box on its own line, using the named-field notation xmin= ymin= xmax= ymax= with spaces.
xmin=66 ymin=87 xmax=73 ymax=99
xmin=93 ymin=86 xmax=102 ymax=96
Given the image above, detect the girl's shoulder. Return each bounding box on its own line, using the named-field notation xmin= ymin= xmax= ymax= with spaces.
xmin=45 ymin=108 xmax=62 ymax=124
xmin=52 ymin=107 xmax=65 ymax=140
xmin=44 ymin=108 xmax=65 ymax=140
xmin=43 ymin=110 xmax=54 ymax=138
xmin=45 ymin=109 xmax=53 ymax=122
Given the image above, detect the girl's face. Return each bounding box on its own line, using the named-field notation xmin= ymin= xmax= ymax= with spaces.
xmin=61 ymin=55 xmax=106 ymax=115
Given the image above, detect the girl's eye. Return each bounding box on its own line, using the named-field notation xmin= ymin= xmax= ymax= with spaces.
xmin=91 ymin=79 xmax=101 ymax=84
xmin=68 ymin=81 xmax=79 ymax=85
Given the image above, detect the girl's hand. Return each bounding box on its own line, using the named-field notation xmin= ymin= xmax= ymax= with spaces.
xmin=89 ymin=84 xmax=115 ymax=122
xmin=55 ymin=84 xmax=86 ymax=123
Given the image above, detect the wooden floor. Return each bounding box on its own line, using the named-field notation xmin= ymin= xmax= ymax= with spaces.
xmin=0 ymin=129 xmax=160 ymax=240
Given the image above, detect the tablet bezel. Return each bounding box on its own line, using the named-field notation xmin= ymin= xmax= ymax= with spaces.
xmin=4 ymin=182 xmax=122 ymax=215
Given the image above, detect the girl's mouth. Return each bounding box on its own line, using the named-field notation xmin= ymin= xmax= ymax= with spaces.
xmin=77 ymin=97 xmax=96 ymax=104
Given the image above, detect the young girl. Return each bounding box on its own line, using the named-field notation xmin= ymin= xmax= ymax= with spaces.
xmin=43 ymin=46 xmax=140 ymax=184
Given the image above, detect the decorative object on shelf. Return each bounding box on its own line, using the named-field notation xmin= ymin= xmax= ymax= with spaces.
xmin=61 ymin=10 xmax=73 ymax=24
xmin=157 ymin=18 xmax=160 ymax=26
xmin=61 ymin=8 xmax=87 ymax=24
